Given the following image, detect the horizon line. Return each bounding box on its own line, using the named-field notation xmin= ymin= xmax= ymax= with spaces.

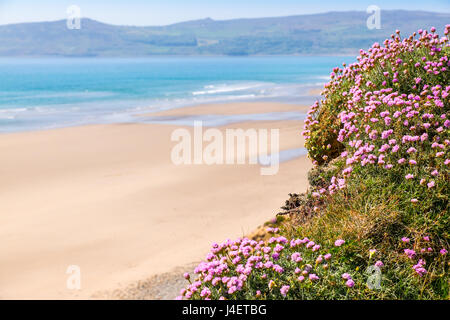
xmin=0 ymin=8 xmax=448 ymax=28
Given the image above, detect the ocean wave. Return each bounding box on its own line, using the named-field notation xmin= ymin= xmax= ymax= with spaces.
xmin=0 ymin=82 xmax=320 ymax=133
xmin=192 ymin=83 xmax=269 ymax=96
xmin=0 ymin=107 xmax=28 ymax=113
xmin=3 ymin=91 xmax=115 ymax=99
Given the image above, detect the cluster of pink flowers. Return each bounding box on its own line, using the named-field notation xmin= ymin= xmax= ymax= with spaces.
xmin=303 ymin=26 xmax=449 ymax=203
xmin=375 ymin=260 xmax=384 ymax=267
xmin=178 ymin=232 xmax=351 ymax=300
xmin=267 ymin=227 xmax=279 ymax=234
xmin=180 ymin=28 xmax=449 ymax=300
xmin=412 ymin=259 xmax=427 ymax=277
xmin=341 ymin=272 xmax=355 ymax=288
xmin=179 ymin=233 xmax=447 ymax=299
xmin=401 ymin=235 xmax=448 ymax=277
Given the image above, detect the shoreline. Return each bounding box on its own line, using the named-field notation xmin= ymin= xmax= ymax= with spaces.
xmin=0 ymin=97 xmax=317 ymax=135
xmin=0 ymin=101 xmax=312 ymax=299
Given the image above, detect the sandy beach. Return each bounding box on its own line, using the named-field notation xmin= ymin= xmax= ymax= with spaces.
xmin=0 ymin=102 xmax=312 ymax=299
xmin=142 ymin=101 xmax=311 ymax=117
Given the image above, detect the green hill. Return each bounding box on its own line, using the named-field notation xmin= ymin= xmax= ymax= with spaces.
xmin=0 ymin=10 xmax=448 ymax=56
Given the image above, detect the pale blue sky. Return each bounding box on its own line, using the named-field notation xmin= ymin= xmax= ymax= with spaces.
xmin=0 ymin=0 xmax=449 ymax=26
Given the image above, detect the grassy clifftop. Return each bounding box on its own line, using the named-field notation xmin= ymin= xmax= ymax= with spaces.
xmin=179 ymin=26 xmax=449 ymax=300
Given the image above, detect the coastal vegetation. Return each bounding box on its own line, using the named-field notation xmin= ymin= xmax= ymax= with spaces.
xmin=179 ymin=26 xmax=449 ymax=300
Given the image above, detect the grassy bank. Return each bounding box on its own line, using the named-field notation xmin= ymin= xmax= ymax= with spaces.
xmin=179 ymin=26 xmax=449 ymax=300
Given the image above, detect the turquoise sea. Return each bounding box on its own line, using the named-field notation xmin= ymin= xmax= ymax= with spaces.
xmin=0 ymin=56 xmax=352 ymax=133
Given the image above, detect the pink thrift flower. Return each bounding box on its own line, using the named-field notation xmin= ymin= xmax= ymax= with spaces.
xmin=267 ymin=227 xmax=279 ymax=234
xmin=375 ymin=260 xmax=384 ymax=267
xmin=291 ymin=252 xmax=302 ymax=263
xmin=228 ymin=286 xmax=237 ymax=295
xmin=342 ymin=273 xmax=352 ymax=280
xmin=280 ymin=285 xmax=290 ymax=297
xmin=345 ymin=279 xmax=355 ymax=288
xmin=273 ymin=264 xmax=284 ymax=274
xmin=200 ymin=287 xmax=211 ymax=298
xmin=309 ymin=274 xmax=319 ymax=281
xmin=413 ymin=259 xmax=427 ymax=277
xmin=335 ymin=239 xmax=345 ymax=247
xmin=404 ymin=249 xmax=416 ymax=259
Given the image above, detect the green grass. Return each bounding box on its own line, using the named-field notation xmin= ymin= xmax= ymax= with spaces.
xmin=180 ymin=26 xmax=449 ymax=300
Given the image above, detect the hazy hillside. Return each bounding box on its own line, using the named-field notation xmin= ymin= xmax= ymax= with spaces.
xmin=0 ymin=10 xmax=448 ymax=56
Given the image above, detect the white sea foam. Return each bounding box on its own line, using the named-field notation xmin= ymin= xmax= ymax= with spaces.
xmin=192 ymin=83 xmax=269 ymax=95
xmin=0 ymin=107 xmax=27 ymax=113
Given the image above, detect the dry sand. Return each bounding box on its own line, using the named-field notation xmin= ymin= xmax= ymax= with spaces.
xmin=0 ymin=102 xmax=312 ymax=299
